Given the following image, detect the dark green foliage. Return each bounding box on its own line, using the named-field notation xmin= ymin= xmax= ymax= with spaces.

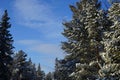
xmin=36 ymin=63 xmax=45 ymax=80
xmin=0 ymin=10 xmax=14 ymax=80
xmin=45 ymin=72 xmax=53 ymax=80
xmin=11 ymin=50 xmax=45 ymax=80
xmin=54 ymin=58 xmax=74 ymax=80
xmin=98 ymin=2 xmax=120 ymax=79
xmin=11 ymin=50 xmax=37 ymax=80
xmin=28 ymin=59 xmax=38 ymax=80
xmin=61 ymin=0 xmax=107 ymax=79
xmin=11 ymin=50 xmax=28 ymax=80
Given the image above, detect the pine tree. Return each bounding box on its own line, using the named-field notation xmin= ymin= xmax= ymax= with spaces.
xmin=11 ymin=50 xmax=36 ymax=80
xmin=11 ymin=50 xmax=27 ymax=80
xmin=0 ymin=10 xmax=14 ymax=80
xmin=54 ymin=58 xmax=63 ymax=80
xmin=98 ymin=2 xmax=120 ymax=79
xmin=62 ymin=0 xmax=109 ymax=79
xmin=28 ymin=58 xmax=37 ymax=80
xmin=54 ymin=58 xmax=73 ymax=80
xmin=62 ymin=0 xmax=89 ymax=79
xmin=45 ymin=72 xmax=53 ymax=80
xmin=36 ymin=63 xmax=45 ymax=80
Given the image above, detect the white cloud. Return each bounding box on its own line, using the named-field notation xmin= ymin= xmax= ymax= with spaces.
xmin=13 ymin=0 xmax=60 ymax=28
xmin=17 ymin=40 xmax=41 ymax=45
xmin=30 ymin=43 xmax=61 ymax=54
xmin=13 ymin=0 xmax=63 ymax=39
xmin=16 ymin=39 xmax=64 ymax=73
xmin=17 ymin=39 xmax=63 ymax=56
xmin=14 ymin=0 xmax=51 ymax=20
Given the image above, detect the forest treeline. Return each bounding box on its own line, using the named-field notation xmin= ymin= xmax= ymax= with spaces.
xmin=0 ymin=0 xmax=120 ymax=80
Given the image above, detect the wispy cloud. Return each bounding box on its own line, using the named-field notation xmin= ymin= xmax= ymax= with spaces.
xmin=13 ymin=0 xmax=63 ymax=38
xmin=17 ymin=40 xmax=41 ymax=45
xmin=17 ymin=39 xmax=63 ymax=56
xmin=13 ymin=0 xmax=60 ymax=28
xmin=14 ymin=0 xmax=51 ymax=21
xmin=31 ymin=44 xmax=61 ymax=54
xmin=16 ymin=39 xmax=64 ymax=72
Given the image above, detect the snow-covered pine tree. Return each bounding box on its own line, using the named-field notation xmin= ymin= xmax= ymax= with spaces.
xmin=11 ymin=50 xmax=37 ymax=80
xmin=99 ymin=2 xmax=120 ymax=79
xmin=28 ymin=58 xmax=38 ymax=80
xmin=11 ymin=50 xmax=27 ymax=80
xmin=62 ymin=0 xmax=90 ymax=79
xmin=62 ymin=0 xmax=109 ymax=79
xmin=54 ymin=58 xmax=74 ymax=80
xmin=54 ymin=58 xmax=65 ymax=80
xmin=45 ymin=72 xmax=53 ymax=80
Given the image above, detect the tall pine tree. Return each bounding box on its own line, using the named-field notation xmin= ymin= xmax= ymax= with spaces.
xmin=0 ymin=10 xmax=14 ymax=80
xmin=62 ymin=0 xmax=109 ymax=79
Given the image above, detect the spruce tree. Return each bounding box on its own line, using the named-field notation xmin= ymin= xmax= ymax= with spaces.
xmin=54 ymin=58 xmax=64 ymax=80
xmin=11 ymin=50 xmax=35 ymax=80
xmin=0 ymin=10 xmax=14 ymax=80
xmin=99 ymin=2 xmax=120 ymax=79
xmin=36 ymin=63 xmax=45 ymax=80
xmin=45 ymin=72 xmax=53 ymax=80
xmin=11 ymin=50 xmax=27 ymax=80
xmin=62 ymin=0 xmax=109 ymax=79
xmin=54 ymin=58 xmax=73 ymax=80
xmin=62 ymin=0 xmax=89 ymax=78
xmin=28 ymin=58 xmax=37 ymax=80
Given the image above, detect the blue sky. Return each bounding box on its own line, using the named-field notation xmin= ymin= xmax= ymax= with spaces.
xmin=0 ymin=0 xmax=79 ymax=73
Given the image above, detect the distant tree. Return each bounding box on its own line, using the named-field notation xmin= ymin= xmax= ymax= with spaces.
xmin=0 ymin=10 xmax=14 ymax=80
xmin=11 ymin=50 xmax=37 ymax=80
xmin=36 ymin=63 xmax=45 ymax=80
xmin=11 ymin=50 xmax=27 ymax=80
xmin=45 ymin=72 xmax=53 ymax=80
xmin=98 ymin=2 xmax=120 ymax=79
xmin=28 ymin=58 xmax=37 ymax=80
xmin=54 ymin=58 xmax=62 ymax=80
xmin=54 ymin=58 xmax=73 ymax=80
